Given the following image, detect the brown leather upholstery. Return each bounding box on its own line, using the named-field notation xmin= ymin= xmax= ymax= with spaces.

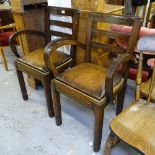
xmin=18 ymin=48 xmax=72 ymax=72
xmin=110 ymin=100 xmax=155 ymax=155
xmin=56 ymin=63 xmax=123 ymax=99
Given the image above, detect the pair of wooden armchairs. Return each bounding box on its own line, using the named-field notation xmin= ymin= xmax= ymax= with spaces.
xmin=104 ymin=35 xmax=155 ymax=155
xmin=10 ymin=6 xmax=142 ymax=152
xmin=0 ymin=18 xmax=15 ymax=71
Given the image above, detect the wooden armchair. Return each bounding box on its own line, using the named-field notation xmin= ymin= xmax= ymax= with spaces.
xmin=104 ymin=35 xmax=155 ymax=155
xmin=45 ymin=13 xmax=141 ymax=152
xmin=0 ymin=20 xmax=15 ymax=70
xmin=9 ymin=6 xmax=79 ymax=117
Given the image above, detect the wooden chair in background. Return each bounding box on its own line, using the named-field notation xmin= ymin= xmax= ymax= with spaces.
xmin=116 ymin=0 xmax=155 ymax=81
xmin=44 ymin=13 xmax=141 ymax=152
xmin=9 ymin=6 xmax=80 ymax=117
xmin=104 ymin=35 xmax=155 ymax=155
xmin=0 ymin=19 xmax=15 ymax=71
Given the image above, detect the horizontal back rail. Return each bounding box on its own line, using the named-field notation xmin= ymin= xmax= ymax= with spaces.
xmin=50 ymin=7 xmax=76 ymax=17
xmin=50 ymin=20 xmax=73 ymax=29
xmin=50 ymin=31 xmax=72 ymax=38
xmin=91 ymin=42 xmax=126 ymax=54
xmin=91 ymin=13 xmax=139 ymax=26
xmin=92 ymin=28 xmax=130 ymax=41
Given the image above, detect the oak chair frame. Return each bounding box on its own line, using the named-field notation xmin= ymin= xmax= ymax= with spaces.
xmin=9 ymin=6 xmax=80 ymax=117
xmin=0 ymin=22 xmax=16 ymax=71
xmin=104 ymin=35 xmax=155 ymax=155
xmin=44 ymin=13 xmax=142 ymax=152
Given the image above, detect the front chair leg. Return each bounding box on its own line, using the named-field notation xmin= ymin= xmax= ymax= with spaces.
xmin=15 ymin=66 xmax=28 ymax=100
xmin=51 ymin=79 xmax=62 ymax=126
xmin=42 ymin=75 xmax=54 ymax=117
xmin=103 ymin=132 xmax=116 ymax=155
xmin=93 ymin=105 xmax=104 ymax=152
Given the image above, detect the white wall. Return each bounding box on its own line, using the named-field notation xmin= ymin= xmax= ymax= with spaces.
xmin=47 ymin=0 xmax=71 ymax=8
xmin=47 ymin=0 xmax=72 ymax=54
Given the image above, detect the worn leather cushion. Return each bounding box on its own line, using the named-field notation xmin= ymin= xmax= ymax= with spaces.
xmin=56 ymin=63 xmax=123 ymax=99
xmin=110 ymin=100 xmax=155 ymax=155
xmin=0 ymin=31 xmax=13 ymax=46
xmin=18 ymin=48 xmax=71 ymax=72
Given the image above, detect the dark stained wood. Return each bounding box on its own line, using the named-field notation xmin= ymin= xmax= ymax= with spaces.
xmin=92 ymin=28 xmax=130 ymax=41
xmin=85 ymin=13 xmax=142 ymax=63
xmin=50 ymin=31 xmax=72 ymax=38
xmin=91 ymin=42 xmax=126 ymax=54
xmin=9 ymin=6 xmax=80 ymax=117
xmin=45 ymin=13 xmax=141 ymax=152
xmin=50 ymin=20 xmax=73 ymax=29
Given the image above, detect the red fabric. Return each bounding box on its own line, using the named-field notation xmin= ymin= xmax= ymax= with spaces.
xmin=128 ymin=68 xmax=148 ymax=82
xmin=0 ymin=31 xmax=13 ymax=46
xmin=110 ymin=25 xmax=155 ymax=80
xmin=117 ymin=65 xmax=148 ymax=82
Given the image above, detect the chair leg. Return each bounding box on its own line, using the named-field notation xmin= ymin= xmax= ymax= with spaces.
xmin=16 ymin=67 xmax=28 ymax=100
xmin=51 ymin=79 xmax=62 ymax=126
xmin=93 ymin=106 xmax=104 ymax=152
xmin=42 ymin=76 xmax=54 ymax=117
xmin=0 ymin=48 xmax=8 ymax=71
xmin=103 ymin=132 xmax=116 ymax=155
xmin=116 ymin=80 xmax=127 ymax=115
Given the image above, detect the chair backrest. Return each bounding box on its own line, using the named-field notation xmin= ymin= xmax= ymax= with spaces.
xmin=44 ymin=6 xmax=79 ymax=44
xmin=136 ymin=35 xmax=155 ymax=101
xmin=85 ymin=13 xmax=142 ymax=63
xmin=44 ymin=6 xmax=79 ymax=65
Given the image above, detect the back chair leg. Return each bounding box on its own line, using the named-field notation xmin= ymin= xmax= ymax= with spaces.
xmin=16 ymin=67 xmax=28 ymax=100
xmin=116 ymin=80 xmax=127 ymax=115
xmin=42 ymin=76 xmax=54 ymax=117
xmin=93 ymin=106 xmax=104 ymax=152
xmin=103 ymin=132 xmax=116 ymax=155
xmin=0 ymin=48 xmax=8 ymax=71
xmin=51 ymin=80 xmax=62 ymax=126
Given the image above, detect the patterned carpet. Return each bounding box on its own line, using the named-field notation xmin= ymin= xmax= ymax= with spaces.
xmin=0 ymin=48 xmax=140 ymax=155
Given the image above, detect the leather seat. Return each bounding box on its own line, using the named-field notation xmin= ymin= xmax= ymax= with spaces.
xmin=56 ymin=63 xmax=124 ymax=100
xmin=18 ymin=48 xmax=72 ymax=72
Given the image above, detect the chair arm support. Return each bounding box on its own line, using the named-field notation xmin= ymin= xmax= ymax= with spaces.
xmin=9 ymin=29 xmax=45 ymax=58
xmin=0 ymin=23 xmax=16 ymax=31
xmin=44 ymin=38 xmax=84 ymax=74
xmin=105 ymin=53 xmax=132 ymax=103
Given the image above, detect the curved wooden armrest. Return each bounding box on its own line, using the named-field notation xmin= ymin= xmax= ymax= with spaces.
xmin=9 ymin=29 xmax=45 ymax=58
xmin=44 ymin=38 xmax=84 ymax=74
xmin=105 ymin=53 xmax=131 ymax=103
xmin=0 ymin=23 xmax=16 ymax=30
